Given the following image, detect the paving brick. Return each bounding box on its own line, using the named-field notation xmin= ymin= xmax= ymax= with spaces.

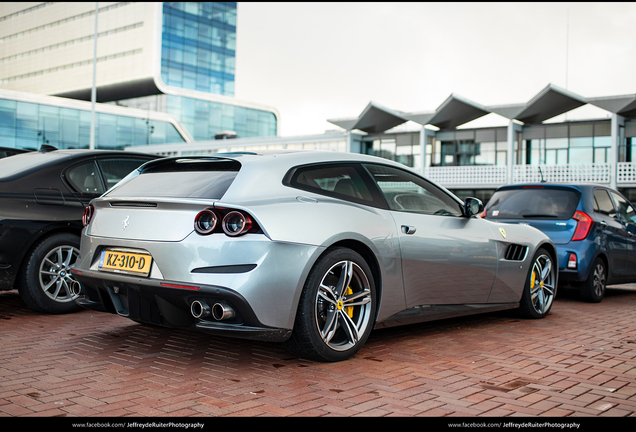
xmin=1 ymin=286 xmax=636 ymax=417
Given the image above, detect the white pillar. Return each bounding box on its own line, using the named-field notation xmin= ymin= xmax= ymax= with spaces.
xmin=89 ymin=3 xmax=98 ymax=150
xmin=420 ymin=127 xmax=434 ymax=177
xmin=610 ymin=113 xmax=625 ymax=189
xmin=506 ymin=120 xmax=521 ymax=185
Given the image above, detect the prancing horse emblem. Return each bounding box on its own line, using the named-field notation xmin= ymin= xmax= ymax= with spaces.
xmin=122 ymin=215 xmax=130 ymax=230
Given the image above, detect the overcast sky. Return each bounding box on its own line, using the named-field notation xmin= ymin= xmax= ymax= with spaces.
xmin=233 ymin=2 xmax=636 ymax=136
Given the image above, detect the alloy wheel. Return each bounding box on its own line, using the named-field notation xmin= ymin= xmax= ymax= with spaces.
xmin=529 ymin=253 xmax=555 ymax=315
xmin=314 ymin=260 xmax=373 ymax=352
xmin=38 ymin=245 xmax=79 ymax=303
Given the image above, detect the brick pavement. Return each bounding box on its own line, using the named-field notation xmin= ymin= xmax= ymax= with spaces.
xmin=1 ymin=285 xmax=636 ymax=418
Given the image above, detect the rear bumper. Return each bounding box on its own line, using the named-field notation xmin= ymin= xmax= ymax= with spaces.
xmin=73 ymin=268 xmax=292 ymax=342
xmin=555 ymin=240 xmax=597 ymax=283
xmin=72 ymin=230 xmax=322 ymax=337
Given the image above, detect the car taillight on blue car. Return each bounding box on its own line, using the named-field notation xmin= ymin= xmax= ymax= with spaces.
xmin=571 ymin=211 xmax=593 ymax=241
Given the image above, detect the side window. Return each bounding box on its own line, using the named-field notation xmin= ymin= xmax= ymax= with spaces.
xmin=363 ymin=163 xmax=463 ymax=216
xmin=288 ymin=163 xmax=374 ymax=203
xmin=593 ymin=189 xmax=616 ymax=217
xmin=66 ymin=161 xmax=105 ymax=195
xmin=97 ymin=158 xmax=151 ymax=190
xmin=610 ymin=191 xmax=636 ymax=227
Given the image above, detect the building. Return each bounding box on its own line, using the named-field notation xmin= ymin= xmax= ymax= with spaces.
xmin=0 ymin=2 xmax=278 ymax=147
xmin=0 ymin=88 xmax=192 ymax=150
xmin=128 ymin=84 xmax=636 ymax=203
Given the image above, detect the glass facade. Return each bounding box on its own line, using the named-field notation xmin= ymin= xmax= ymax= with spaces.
xmin=0 ymin=98 xmax=186 ymax=150
xmin=166 ymin=95 xmax=276 ymax=141
xmin=364 ymin=133 xmax=422 ymax=172
xmin=517 ymin=122 xmax=612 ymax=165
xmin=161 ymin=2 xmax=236 ymax=96
xmin=431 ymin=128 xmax=510 ymax=167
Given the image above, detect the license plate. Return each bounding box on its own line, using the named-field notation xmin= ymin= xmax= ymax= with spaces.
xmin=98 ymin=250 xmax=153 ymax=276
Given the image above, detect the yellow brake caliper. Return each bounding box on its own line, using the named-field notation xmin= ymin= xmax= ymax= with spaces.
xmin=345 ymin=286 xmax=353 ymax=318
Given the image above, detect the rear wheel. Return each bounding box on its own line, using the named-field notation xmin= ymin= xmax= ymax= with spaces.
xmin=284 ymin=248 xmax=376 ymax=362
xmin=18 ymin=233 xmax=82 ymax=314
xmin=518 ymin=248 xmax=556 ymax=319
xmin=579 ymin=257 xmax=606 ymax=303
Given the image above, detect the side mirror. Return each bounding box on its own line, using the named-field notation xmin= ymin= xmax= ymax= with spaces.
xmin=464 ymin=197 xmax=483 ymax=217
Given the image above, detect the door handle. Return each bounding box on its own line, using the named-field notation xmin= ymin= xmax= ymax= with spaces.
xmin=401 ymin=225 xmax=416 ymax=235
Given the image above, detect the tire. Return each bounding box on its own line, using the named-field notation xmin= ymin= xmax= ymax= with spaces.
xmin=579 ymin=257 xmax=606 ymax=303
xmin=284 ymin=248 xmax=376 ymax=362
xmin=518 ymin=248 xmax=556 ymax=319
xmin=18 ymin=233 xmax=82 ymax=314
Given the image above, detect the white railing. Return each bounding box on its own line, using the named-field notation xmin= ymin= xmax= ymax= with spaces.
xmin=425 ymin=163 xmax=636 ymax=187
xmin=425 ymin=165 xmax=507 ymax=186
xmin=617 ymin=162 xmax=636 ymax=184
xmin=512 ymin=164 xmax=611 ymax=184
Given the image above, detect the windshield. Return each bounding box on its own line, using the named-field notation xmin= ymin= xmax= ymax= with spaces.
xmin=105 ymin=159 xmax=240 ymax=200
xmin=486 ymin=187 xmax=581 ymax=220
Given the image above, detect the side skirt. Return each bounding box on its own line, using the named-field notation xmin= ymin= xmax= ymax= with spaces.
xmin=374 ymin=303 xmax=519 ymax=329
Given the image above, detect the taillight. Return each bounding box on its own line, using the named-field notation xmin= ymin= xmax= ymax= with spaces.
xmin=82 ymin=204 xmax=94 ymax=227
xmin=194 ymin=209 xmax=219 ymax=235
xmin=194 ymin=208 xmax=256 ymax=237
xmin=571 ymin=211 xmax=593 ymax=241
xmin=222 ymin=211 xmax=253 ymax=236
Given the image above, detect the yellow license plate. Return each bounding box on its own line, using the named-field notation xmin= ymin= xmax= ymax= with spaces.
xmin=98 ymin=250 xmax=153 ymax=276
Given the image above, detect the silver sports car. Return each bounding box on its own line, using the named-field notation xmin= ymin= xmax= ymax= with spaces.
xmin=72 ymin=151 xmax=557 ymax=362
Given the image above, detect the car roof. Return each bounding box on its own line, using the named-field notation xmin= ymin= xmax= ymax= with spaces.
xmin=495 ymin=183 xmax=610 ymax=193
xmin=144 ymin=150 xmax=416 ymax=173
xmin=0 ymin=148 xmax=157 ymax=181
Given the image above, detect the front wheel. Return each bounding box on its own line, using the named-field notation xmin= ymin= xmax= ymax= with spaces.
xmin=18 ymin=233 xmax=82 ymax=314
xmin=518 ymin=248 xmax=556 ymax=319
xmin=284 ymin=248 xmax=376 ymax=362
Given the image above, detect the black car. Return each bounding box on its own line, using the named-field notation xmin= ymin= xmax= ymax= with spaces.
xmin=0 ymin=146 xmax=32 ymax=159
xmin=483 ymin=183 xmax=636 ymax=302
xmin=0 ymin=146 xmax=158 ymax=313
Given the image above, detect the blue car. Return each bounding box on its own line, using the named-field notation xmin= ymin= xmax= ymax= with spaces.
xmin=483 ymin=184 xmax=636 ymax=303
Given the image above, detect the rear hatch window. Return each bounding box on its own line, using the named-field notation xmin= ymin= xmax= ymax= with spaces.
xmin=105 ymin=158 xmax=240 ymax=199
xmin=486 ymin=187 xmax=581 ymax=220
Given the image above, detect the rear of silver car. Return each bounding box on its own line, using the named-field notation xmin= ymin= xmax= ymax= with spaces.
xmin=72 ymin=157 xmax=319 ymax=341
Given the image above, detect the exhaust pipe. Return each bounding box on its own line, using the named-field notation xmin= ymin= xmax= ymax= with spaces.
xmin=212 ymin=302 xmax=235 ymax=321
xmin=191 ymin=300 xmax=211 ymax=319
xmin=69 ymin=280 xmax=82 ymax=296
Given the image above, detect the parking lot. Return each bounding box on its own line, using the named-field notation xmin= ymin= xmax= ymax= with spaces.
xmin=1 ymin=284 xmax=636 ymax=419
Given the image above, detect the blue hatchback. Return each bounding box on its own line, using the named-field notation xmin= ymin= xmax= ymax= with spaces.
xmin=483 ymin=183 xmax=636 ymax=302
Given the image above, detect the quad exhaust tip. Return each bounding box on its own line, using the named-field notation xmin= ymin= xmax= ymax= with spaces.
xmin=191 ymin=300 xmax=235 ymax=321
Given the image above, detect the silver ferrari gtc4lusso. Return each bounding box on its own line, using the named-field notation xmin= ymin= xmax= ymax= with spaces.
xmin=72 ymin=151 xmax=557 ymax=362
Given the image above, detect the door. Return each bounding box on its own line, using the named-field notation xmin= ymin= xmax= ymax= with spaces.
xmin=609 ymin=191 xmax=636 ymax=278
xmin=593 ymin=189 xmax=627 ymax=277
xmin=363 ymin=163 xmax=497 ymax=307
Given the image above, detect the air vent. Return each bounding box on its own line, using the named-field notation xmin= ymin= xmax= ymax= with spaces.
xmin=505 ymin=244 xmax=528 ymax=261
xmin=109 ymin=201 xmax=157 ymax=207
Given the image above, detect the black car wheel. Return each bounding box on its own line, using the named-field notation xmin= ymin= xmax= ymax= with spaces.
xmin=579 ymin=257 xmax=606 ymax=303
xmin=284 ymin=247 xmax=376 ymax=362
xmin=518 ymin=248 xmax=556 ymax=319
xmin=18 ymin=233 xmax=81 ymax=314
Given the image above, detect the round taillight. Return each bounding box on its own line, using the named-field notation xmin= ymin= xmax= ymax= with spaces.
xmin=222 ymin=211 xmax=252 ymax=236
xmin=82 ymin=204 xmax=94 ymax=227
xmin=194 ymin=210 xmax=219 ymax=235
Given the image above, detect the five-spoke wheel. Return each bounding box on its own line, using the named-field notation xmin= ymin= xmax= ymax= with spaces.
xmin=285 ymin=248 xmax=376 ymax=362
xmin=518 ymin=248 xmax=556 ymax=319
